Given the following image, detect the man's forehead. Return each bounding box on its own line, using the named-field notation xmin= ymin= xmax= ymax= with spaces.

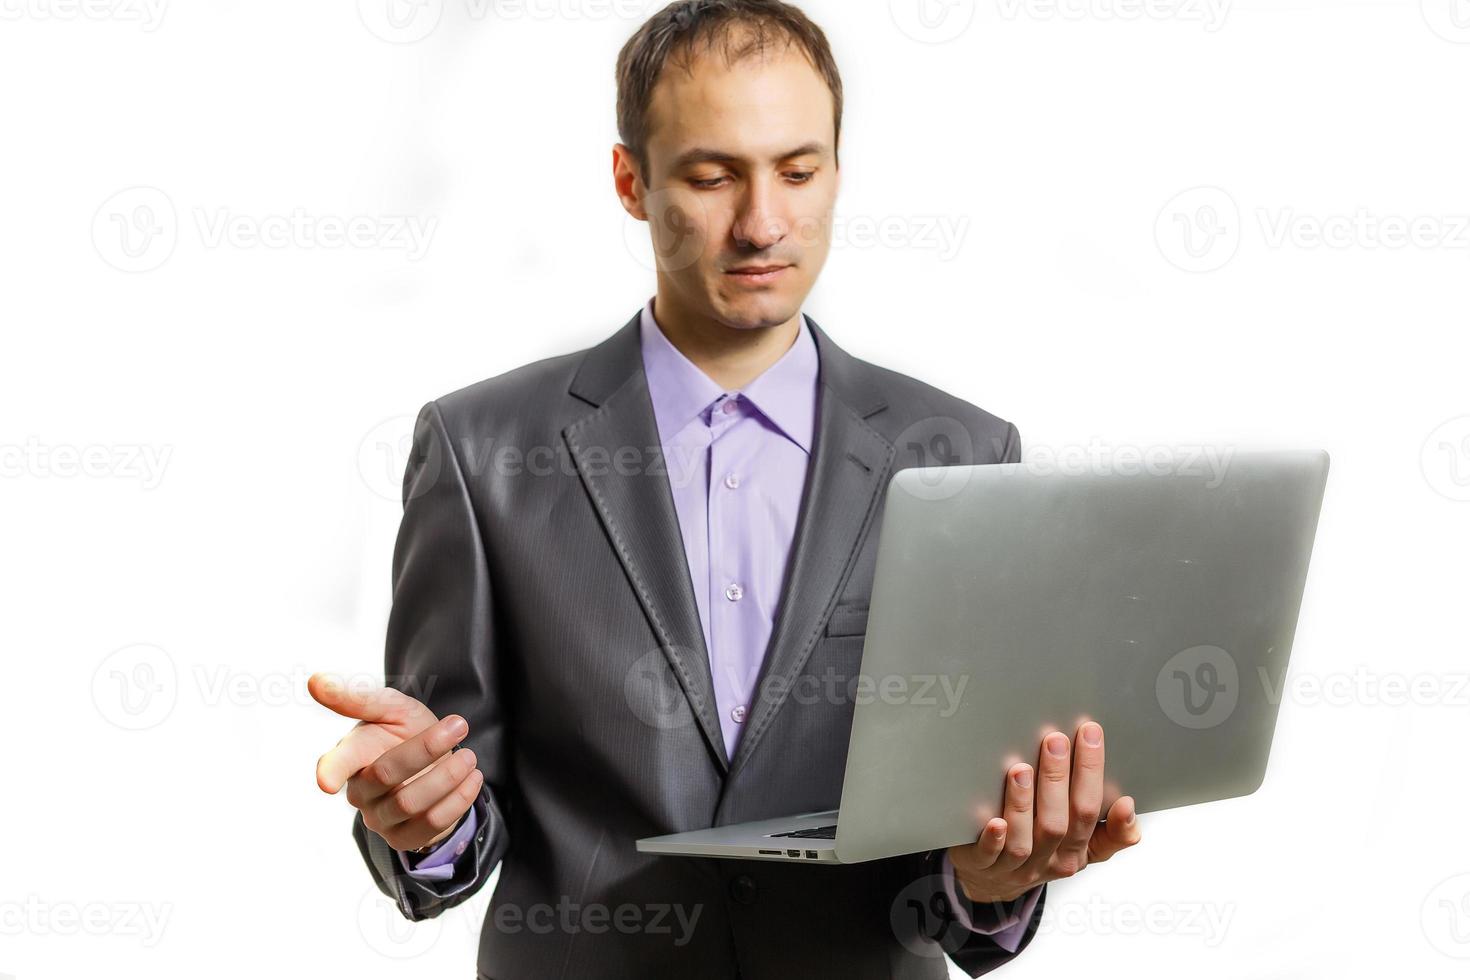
xmin=645 ymin=47 xmax=834 ymax=165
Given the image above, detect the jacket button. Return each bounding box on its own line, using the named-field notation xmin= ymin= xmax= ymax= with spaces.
xmin=728 ymin=874 xmax=757 ymax=905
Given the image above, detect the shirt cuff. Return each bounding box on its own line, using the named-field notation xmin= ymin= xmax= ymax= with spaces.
xmin=397 ymin=805 xmax=479 ymax=881
xmin=939 ymin=851 xmax=1042 ymax=953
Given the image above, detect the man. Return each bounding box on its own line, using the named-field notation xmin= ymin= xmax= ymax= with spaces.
xmin=311 ymin=2 xmax=1142 ymax=976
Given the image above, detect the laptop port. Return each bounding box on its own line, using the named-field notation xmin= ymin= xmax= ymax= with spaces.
xmin=786 ymin=849 xmax=801 ymax=858
xmin=758 ymin=849 xmax=781 ymax=855
xmin=805 ymin=850 xmax=818 ymax=859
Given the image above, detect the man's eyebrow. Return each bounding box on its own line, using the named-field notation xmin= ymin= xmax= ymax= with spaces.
xmin=670 ymin=142 xmax=829 ymax=170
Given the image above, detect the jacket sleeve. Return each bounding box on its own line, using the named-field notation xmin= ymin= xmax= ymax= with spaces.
xmin=352 ymin=399 xmax=512 ymax=921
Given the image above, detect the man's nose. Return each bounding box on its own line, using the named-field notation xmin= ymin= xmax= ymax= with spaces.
xmin=732 ymin=181 xmax=788 ymax=251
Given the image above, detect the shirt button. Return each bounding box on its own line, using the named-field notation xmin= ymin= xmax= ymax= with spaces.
xmin=724 ymin=583 xmax=743 ymax=601
xmin=724 ymin=472 xmax=740 ymax=489
xmin=730 ymin=704 xmax=747 ymax=724
xmin=722 ymin=398 xmax=739 ymax=415
xmin=454 ymin=841 xmax=468 ymax=857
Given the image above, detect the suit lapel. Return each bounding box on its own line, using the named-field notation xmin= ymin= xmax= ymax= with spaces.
xmin=563 ymin=313 xmax=730 ymax=772
xmin=727 ymin=316 xmax=894 ymax=776
xmin=562 ymin=310 xmax=895 ymax=781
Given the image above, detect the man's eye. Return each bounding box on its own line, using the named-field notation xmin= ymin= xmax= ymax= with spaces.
xmin=691 ymin=177 xmax=728 ymax=189
xmin=786 ymin=172 xmax=815 ymax=184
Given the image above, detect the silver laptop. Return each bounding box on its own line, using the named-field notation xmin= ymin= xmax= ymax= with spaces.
xmin=637 ymin=450 xmax=1330 ymax=864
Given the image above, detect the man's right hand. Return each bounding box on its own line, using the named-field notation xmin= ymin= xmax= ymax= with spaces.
xmin=309 ymin=672 xmax=484 ymax=853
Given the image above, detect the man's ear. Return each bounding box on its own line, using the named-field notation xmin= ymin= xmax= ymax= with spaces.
xmin=612 ymin=143 xmax=648 ymax=220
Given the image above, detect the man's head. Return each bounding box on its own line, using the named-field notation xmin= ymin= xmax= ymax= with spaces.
xmin=614 ymin=0 xmax=843 ymax=335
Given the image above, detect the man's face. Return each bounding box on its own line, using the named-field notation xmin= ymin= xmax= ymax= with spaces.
xmin=626 ymin=40 xmax=839 ymax=332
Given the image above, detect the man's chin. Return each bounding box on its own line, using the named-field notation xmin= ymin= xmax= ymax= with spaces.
xmin=710 ymin=292 xmax=798 ymax=332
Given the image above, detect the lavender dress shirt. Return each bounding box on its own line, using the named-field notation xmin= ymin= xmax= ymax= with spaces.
xmin=397 ymin=297 xmax=1040 ymax=948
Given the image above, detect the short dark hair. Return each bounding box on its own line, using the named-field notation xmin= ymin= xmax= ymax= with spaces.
xmin=615 ymin=0 xmax=844 ymax=185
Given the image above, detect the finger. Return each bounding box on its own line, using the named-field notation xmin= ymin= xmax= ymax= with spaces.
xmin=308 ymin=673 xmax=416 ymax=724
xmin=1088 ymin=795 xmax=1142 ymax=864
xmin=366 ymin=748 xmax=478 ymax=831
xmin=1024 ymin=730 xmax=1071 ymax=873
xmin=961 ymin=817 xmax=1009 ymax=873
xmin=349 ymin=714 xmax=469 ymax=806
xmin=1060 ymin=721 xmax=1105 ymax=856
xmin=993 ymin=764 xmax=1034 ymax=871
xmin=316 ymin=723 xmax=401 ymax=795
xmin=387 ymin=767 xmax=485 ymax=852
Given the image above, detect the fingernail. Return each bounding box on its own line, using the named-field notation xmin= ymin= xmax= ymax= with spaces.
xmin=1082 ymin=723 xmax=1101 ymax=746
xmin=1014 ymin=767 xmax=1033 ymax=788
xmin=1046 ymin=732 xmax=1068 ymax=756
xmin=447 ymin=716 xmax=468 ymax=738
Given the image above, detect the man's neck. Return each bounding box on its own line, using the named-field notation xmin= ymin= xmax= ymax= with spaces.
xmin=650 ymin=291 xmax=801 ymax=392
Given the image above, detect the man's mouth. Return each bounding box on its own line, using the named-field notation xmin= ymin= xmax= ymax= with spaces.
xmin=726 ymin=264 xmax=791 ymax=285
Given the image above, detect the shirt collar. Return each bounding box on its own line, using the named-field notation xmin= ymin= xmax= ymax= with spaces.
xmin=638 ymin=296 xmax=819 ymax=454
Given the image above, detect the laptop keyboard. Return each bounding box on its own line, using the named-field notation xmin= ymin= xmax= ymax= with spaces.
xmin=770 ymin=825 xmax=837 ymax=839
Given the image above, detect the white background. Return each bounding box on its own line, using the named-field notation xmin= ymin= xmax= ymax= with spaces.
xmin=2 ymin=0 xmax=1468 ymax=977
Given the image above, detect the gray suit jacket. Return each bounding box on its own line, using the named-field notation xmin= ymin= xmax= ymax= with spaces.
xmin=353 ymin=310 xmax=1046 ymax=978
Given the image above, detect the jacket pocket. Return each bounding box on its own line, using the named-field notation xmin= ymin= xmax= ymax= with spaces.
xmin=824 ymin=603 xmax=870 ymax=637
